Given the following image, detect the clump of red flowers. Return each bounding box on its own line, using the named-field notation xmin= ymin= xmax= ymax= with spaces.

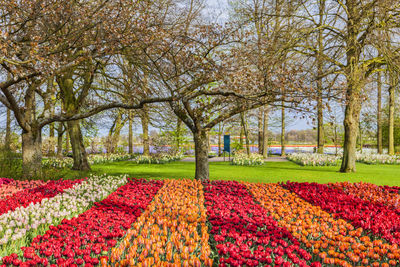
xmin=203 ymin=180 xmax=319 ymax=267
xmin=283 ymin=182 xmax=400 ymax=244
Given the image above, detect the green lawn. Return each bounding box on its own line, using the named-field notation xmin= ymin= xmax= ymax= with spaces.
xmin=58 ymin=161 xmax=400 ymax=186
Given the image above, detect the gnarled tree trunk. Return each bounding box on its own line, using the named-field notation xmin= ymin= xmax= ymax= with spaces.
xmin=281 ymin=104 xmax=286 ymax=157
xmin=193 ymin=129 xmax=209 ymax=181
xmin=128 ymin=111 xmax=134 ymax=154
xmin=388 ymin=79 xmax=395 ymax=155
xmin=262 ymin=106 xmax=269 ymax=158
xmin=258 ymin=108 xmax=263 ymax=154
xmin=140 ymin=106 xmax=150 ymax=156
xmin=22 ymin=128 xmax=42 ymax=178
xmin=67 ymin=120 xmax=91 ymax=171
xmin=377 ymin=72 xmax=383 ymax=154
xmin=57 ymin=123 xmax=64 ymax=158
xmin=340 ymin=93 xmax=361 ymax=173
xmin=240 ymin=112 xmax=250 ymax=156
xmin=5 ymin=108 xmax=11 ymax=150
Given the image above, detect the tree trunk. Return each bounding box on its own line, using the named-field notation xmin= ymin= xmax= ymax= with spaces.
xmin=193 ymin=129 xmax=209 ymax=181
xmin=316 ymin=0 xmax=325 ymax=154
xmin=5 ymin=108 xmax=11 ymax=150
xmin=281 ymin=105 xmax=286 ymax=156
xmin=358 ymin=124 xmax=363 ymax=152
xmin=176 ymin=117 xmax=182 ymax=151
xmin=111 ymin=115 xmax=127 ymax=154
xmin=67 ymin=120 xmax=91 ymax=171
xmin=240 ymin=112 xmax=250 ymax=156
xmin=65 ymin=131 xmax=70 ymax=155
xmin=48 ymin=78 xmax=55 ymax=156
xmin=262 ymin=106 xmax=269 ymax=158
xmin=57 ymin=123 xmax=64 ymax=158
xmin=22 ymin=128 xmax=42 ymax=179
xmin=377 ymin=72 xmax=383 ymax=154
xmin=140 ymin=106 xmax=150 ymax=156
xmin=239 ymin=121 xmax=244 ymax=150
xmin=317 ymin=98 xmax=324 ymax=153
xmin=258 ymin=107 xmax=263 ymax=154
xmin=218 ymin=124 xmax=222 ymax=156
xmin=128 ymin=111 xmax=134 ymax=154
xmin=340 ymin=98 xmax=361 ymax=173
xmin=388 ymin=81 xmax=395 ymax=155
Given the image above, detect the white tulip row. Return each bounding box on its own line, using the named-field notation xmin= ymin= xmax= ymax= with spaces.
xmin=0 ymin=174 xmax=128 ymax=257
xmin=232 ymin=152 xmax=264 ymax=166
xmin=131 ymin=153 xmax=184 ymax=164
xmin=356 ymin=153 xmax=400 ymax=165
xmin=42 ymin=154 xmax=136 ymax=169
xmin=287 ymin=153 xmax=341 ymax=166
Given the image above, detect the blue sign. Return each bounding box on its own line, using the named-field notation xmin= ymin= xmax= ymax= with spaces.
xmin=224 ymin=135 xmax=230 ymax=153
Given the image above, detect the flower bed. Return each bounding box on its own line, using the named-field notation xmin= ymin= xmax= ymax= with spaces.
xmin=0 ymin=180 xmax=46 ymax=200
xmin=204 ymin=180 xmax=315 ymax=266
xmin=1 ymin=178 xmax=400 ymax=266
xmin=287 ymin=153 xmax=340 ymax=166
xmin=0 ymin=179 xmax=82 ymax=216
xmin=330 ymin=182 xmax=400 ymax=213
xmin=231 ymin=153 xmax=264 ymax=166
xmin=42 ymin=154 xmax=136 ymax=169
xmin=110 ymin=179 xmax=212 ymax=266
xmin=1 ymin=178 xmax=163 ymax=266
xmin=245 ymin=182 xmax=400 ymax=266
xmin=0 ymin=175 xmax=128 ymax=258
xmin=284 ymin=182 xmax=400 ymax=244
xmin=356 ymin=153 xmax=400 ymax=165
xmin=0 ymin=178 xmax=12 ymax=186
xmin=131 ymin=153 xmax=184 ymax=164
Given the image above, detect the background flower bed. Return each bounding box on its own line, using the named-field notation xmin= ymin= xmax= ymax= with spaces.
xmin=231 ymin=153 xmax=264 ymax=166
xmin=286 ymin=153 xmax=340 ymax=166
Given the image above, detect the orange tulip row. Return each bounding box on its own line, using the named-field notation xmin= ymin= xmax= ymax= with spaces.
xmin=329 ymin=182 xmax=400 ymax=212
xmin=244 ymin=182 xmax=400 ymax=267
xmin=108 ymin=179 xmax=212 ymax=267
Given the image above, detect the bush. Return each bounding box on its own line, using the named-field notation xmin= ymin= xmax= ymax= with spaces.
xmin=0 ymin=146 xmax=22 ymax=178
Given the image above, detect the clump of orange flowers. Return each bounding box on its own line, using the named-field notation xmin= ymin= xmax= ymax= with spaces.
xmin=330 ymin=182 xmax=400 ymax=212
xmin=108 ymin=179 xmax=212 ymax=267
xmin=244 ymin=182 xmax=400 ymax=267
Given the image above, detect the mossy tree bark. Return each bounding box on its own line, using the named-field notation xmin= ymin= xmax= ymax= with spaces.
xmin=388 ymin=78 xmax=396 ymax=155
xmin=262 ymin=106 xmax=269 ymax=158
xmin=194 ymin=129 xmax=209 ymax=181
xmin=56 ymin=123 xmax=65 ymax=158
xmin=5 ymin=108 xmax=11 ymax=150
xmin=128 ymin=110 xmax=134 ymax=154
xmin=140 ymin=105 xmax=150 ymax=156
xmin=281 ymin=104 xmax=286 ymax=157
xmin=57 ymin=66 xmax=95 ymax=171
xmin=377 ymin=72 xmax=383 ymax=154
xmin=258 ymin=107 xmax=263 ymax=155
xmin=240 ymin=112 xmax=250 ymax=156
xmin=316 ymin=0 xmax=325 ymax=154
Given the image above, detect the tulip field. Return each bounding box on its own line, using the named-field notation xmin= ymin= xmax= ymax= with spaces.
xmin=1 ymin=177 xmax=400 ymax=266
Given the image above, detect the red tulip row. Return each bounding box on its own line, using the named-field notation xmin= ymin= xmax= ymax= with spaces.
xmin=1 ymin=178 xmax=163 ymax=267
xmin=203 ymin=180 xmax=316 ymax=267
xmin=283 ymin=182 xmax=400 ymax=244
xmin=0 ymin=179 xmax=83 ymax=216
xmin=330 ymin=182 xmax=400 ymax=214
